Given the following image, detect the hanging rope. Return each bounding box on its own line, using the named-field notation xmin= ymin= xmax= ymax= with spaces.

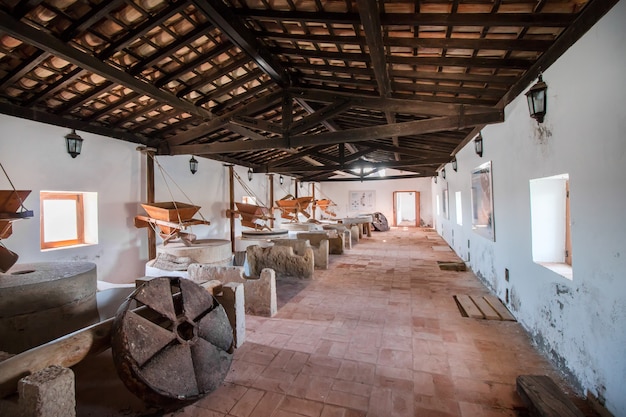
xmin=147 ymin=154 xmax=208 ymax=226
xmin=233 ymin=170 xmax=268 ymax=208
xmin=0 ymin=162 xmax=30 ymax=214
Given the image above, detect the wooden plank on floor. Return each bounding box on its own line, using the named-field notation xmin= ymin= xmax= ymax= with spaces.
xmin=471 ymin=295 xmax=501 ymax=320
xmin=484 ymin=295 xmax=516 ymax=321
xmin=456 ymin=295 xmax=484 ymax=319
xmin=517 ymin=375 xmax=585 ymax=417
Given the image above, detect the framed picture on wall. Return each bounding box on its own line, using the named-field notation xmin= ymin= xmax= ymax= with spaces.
xmin=471 ymin=161 xmax=495 ymax=241
xmin=442 ymin=182 xmax=449 ymax=220
xmin=349 ymin=190 xmax=375 ymax=212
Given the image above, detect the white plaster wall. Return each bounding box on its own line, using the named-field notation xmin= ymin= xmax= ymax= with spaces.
xmin=321 ymin=176 xmax=433 ymax=227
xmin=432 ymin=2 xmax=626 ymax=414
xmin=0 ymin=116 xmax=144 ymax=283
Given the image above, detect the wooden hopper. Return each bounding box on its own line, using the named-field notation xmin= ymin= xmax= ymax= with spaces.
xmin=275 ymin=196 xmax=312 ymax=222
xmin=234 ymin=202 xmax=273 ymax=230
xmin=0 ymin=190 xmax=33 ymax=239
xmin=140 ymin=202 xmax=200 ymax=234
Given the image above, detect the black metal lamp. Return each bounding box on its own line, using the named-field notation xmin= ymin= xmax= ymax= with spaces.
xmin=65 ymin=129 xmax=83 ymax=158
xmin=452 ymin=157 xmax=457 ymax=172
xmin=474 ymin=134 xmax=483 ymax=157
xmin=189 ymin=156 xmax=198 ymax=174
xmin=279 ymin=175 xmax=284 ymax=185
xmin=247 ymin=167 xmax=253 ymax=181
xmin=442 ymin=168 xmax=446 ymax=179
xmin=526 ymin=73 xmax=548 ymax=123
xmin=434 ymin=176 xmax=437 ymax=184
xmin=300 ymin=180 xmax=304 ymax=189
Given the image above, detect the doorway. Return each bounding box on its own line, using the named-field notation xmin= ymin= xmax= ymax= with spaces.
xmin=393 ymin=191 xmax=420 ymax=227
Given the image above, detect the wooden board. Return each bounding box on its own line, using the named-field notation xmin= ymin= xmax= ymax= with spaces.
xmin=455 ymin=294 xmax=516 ymax=321
xmin=455 ymin=295 xmax=484 ymax=319
xmin=484 ymin=295 xmax=516 ymax=321
xmin=472 ymin=295 xmax=502 ymax=320
xmin=516 ymin=375 xmax=585 ymax=417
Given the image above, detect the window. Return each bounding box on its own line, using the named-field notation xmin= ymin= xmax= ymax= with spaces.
xmin=529 ymin=174 xmax=572 ymax=279
xmin=40 ymin=191 xmax=98 ymax=250
xmin=455 ymin=191 xmax=463 ymax=225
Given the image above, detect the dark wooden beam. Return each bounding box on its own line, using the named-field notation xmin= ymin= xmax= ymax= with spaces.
xmin=289 ymin=100 xmax=351 ymax=135
xmin=289 ymin=111 xmax=504 ymax=147
xmin=0 ymin=10 xmax=214 ymax=121
xmin=356 ymin=0 xmax=391 ymax=97
xmin=0 ymin=100 xmax=150 ymax=145
xmin=165 ymin=90 xmax=283 ymax=146
xmin=226 ymin=122 xmax=270 ymax=142
xmin=265 ymin=158 xmax=447 ymax=173
xmin=318 ymin=173 xmax=434 ymax=182
xmin=170 ymin=110 xmax=502 ymax=155
xmin=191 ymin=0 xmax=290 ymax=86
xmin=235 ymin=10 xmax=576 ymax=26
xmin=289 ymin=87 xmax=499 ymax=116
xmin=388 ymin=55 xmax=533 ymax=69
xmin=256 ymin=30 xmax=553 ymax=52
xmin=231 ymin=115 xmax=283 ymax=135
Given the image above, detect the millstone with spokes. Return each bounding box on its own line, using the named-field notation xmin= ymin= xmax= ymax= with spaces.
xmin=111 ymin=277 xmax=233 ymax=407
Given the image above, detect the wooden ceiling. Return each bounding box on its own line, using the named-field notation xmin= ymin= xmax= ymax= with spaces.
xmin=0 ymin=0 xmax=617 ymax=181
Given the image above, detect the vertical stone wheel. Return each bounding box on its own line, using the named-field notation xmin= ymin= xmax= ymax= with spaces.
xmin=111 ymin=277 xmax=233 ymax=407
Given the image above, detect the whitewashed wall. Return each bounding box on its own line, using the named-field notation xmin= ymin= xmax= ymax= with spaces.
xmin=432 ymin=2 xmax=626 ymax=414
xmin=321 ymin=176 xmax=433 ymax=227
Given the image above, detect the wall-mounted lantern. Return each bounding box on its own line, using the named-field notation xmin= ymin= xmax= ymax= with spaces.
xmin=189 ymin=156 xmax=198 ymax=174
xmin=442 ymin=168 xmax=446 ymax=179
xmin=452 ymin=157 xmax=457 ymax=172
xmin=247 ymin=167 xmax=253 ymax=181
xmin=474 ymin=133 xmax=483 ymax=157
xmin=434 ymin=176 xmax=438 ymax=184
xmin=526 ymin=73 xmax=548 ymax=123
xmin=65 ymin=129 xmax=83 ymax=158
xmin=279 ymin=175 xmax=284 ymax=185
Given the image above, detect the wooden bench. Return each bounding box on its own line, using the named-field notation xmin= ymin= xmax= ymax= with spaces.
xmin=516 ymin=375 xmax=585 ymax=417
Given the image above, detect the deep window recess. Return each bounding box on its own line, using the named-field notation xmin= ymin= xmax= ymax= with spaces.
xmin=40 ymin=191 xmax=98 ymax=250
xmin=529 ymin=174 xmax=572 ymax=279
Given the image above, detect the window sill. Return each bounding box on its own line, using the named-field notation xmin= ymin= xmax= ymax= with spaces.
xmin=41 ymin=242 xmax=97 ymax=252
xmin=537 ymin=262 xmax=572 ymax=280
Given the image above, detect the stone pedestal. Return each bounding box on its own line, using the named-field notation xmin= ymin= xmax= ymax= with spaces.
xmin=156 ymin=239 xmax=231 ymax=266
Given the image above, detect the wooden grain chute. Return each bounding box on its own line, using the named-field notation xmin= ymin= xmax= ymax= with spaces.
xmin=134 ymin=202 xmax=210 ymax=246
xmin=275 ymin=195 xmax=313 ymax=222
xmin=231 ymin=202 xmax=274 ymax=231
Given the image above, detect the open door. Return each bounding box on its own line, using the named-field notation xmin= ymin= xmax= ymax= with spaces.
xmin=393 ymin=191 xmax=420 ymax=227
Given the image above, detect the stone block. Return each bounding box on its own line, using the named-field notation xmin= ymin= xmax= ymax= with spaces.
xmin=272 ymin=238 xmax=329 ymax=269
xmin=350 ymin=225 xmax=360 ymax=244
xmin=246 ymin=245 xmax=314 ymax=279
xmin=215 ymin=282 xmax=245 ymax=349
xmin=19 ymin=365 xmax=75 ymax=417
xmin=297 ymin=231 xmax=343 ymax=255
xmin=187 ymin=265 xmax=277 ymax=317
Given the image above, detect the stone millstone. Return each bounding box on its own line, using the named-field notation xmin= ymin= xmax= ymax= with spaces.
xmin=111 ymin=277 xmax=233 ymax=408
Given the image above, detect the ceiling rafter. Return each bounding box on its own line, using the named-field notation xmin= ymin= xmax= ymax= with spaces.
xmin=0 ymin=10 xmax=214 ymax=121
xmin=191 ymin=0 xmax=291 ymax=87
xmin=234 ymin=10 xmax=577 ymax=26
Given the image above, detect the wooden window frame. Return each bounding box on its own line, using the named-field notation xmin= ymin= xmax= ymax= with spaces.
xmin=40 ymin=192 xmax=85 ymax=249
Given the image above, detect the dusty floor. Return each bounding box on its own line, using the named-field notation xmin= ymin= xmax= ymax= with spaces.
xmin=74 ymin=227 xmax=586 ymax=417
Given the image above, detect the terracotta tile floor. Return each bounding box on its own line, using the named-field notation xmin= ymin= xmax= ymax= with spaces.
xmin=74 ymin=228 xmax=579 ymax=416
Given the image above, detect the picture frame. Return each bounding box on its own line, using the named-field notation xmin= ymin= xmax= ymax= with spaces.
xmin=471 ymin=161 xmax=495 ymax=241
xmin=349 ymin=190 xmax=375 ymax=212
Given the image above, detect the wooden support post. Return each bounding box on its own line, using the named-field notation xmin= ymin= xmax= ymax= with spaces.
xmin=294 ymin=179 xmax=299 ymax=198
xmin=267 ymin=174 xmax=274 ymax=229
xmin=227 ymin=165 xmax=235 ymax=253
xmin=312 ymin=183 xmax=316 ymax=219
xmin=146 ymin=150 xmax=156 ymax=260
